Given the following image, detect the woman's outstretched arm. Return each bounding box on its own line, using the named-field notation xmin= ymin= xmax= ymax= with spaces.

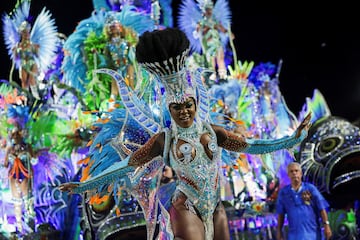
xmin=215 ymin=112 xmax=312 ymax=154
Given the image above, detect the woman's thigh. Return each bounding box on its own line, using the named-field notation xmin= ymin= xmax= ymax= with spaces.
xmin=170 ymin=198 xmax=205 ymax=240
xmin=213 ymin=202 xmax=230 ymax=240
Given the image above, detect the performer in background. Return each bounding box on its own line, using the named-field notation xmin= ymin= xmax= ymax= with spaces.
xmin=13 ymin=21 xmax=40 ymax=99
xmin=104 ymin=15 xmax=137 ymax=93
xmin=178 ymin=0 xmax=233 ymax=81
xmin=3 ymin=125 xmax=36 ymax=235
xmin=61 ymin=6 xmax=154 ymax=110
xmin=196 ymin=0 xmax=229 ymax=79
xmin=2 ymin=0 xmax=58 ymax=100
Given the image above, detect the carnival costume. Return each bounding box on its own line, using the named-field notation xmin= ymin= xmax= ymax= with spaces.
xmin=7 ymin=141 xmax=32 ymax=181
xmin=92 ymin=0 xmax=174 ymax=28
xmin=62 ymin=28 xmax=310 ymax=240
xmin=178 ymin=0 xmax=231 ymax=78
xmin=0 ymin=79 xmax=83 ymax=237
xmin=61 ymin=5 xmax=155 ymax=110
xmin=2 ymin=0 xmax=58 ymax=99
xmin=7 ymin=129 xmax=36 ymax=233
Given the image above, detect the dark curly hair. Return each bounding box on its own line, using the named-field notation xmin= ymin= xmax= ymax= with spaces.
xmin=135 ymin=27 xmax=190 ymax=64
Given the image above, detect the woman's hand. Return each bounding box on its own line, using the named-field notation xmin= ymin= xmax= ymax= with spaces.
xmin=295 ymin=112 xmax=312 ymax=138
xmin=58 ymin=182 xmax=79 ymax=194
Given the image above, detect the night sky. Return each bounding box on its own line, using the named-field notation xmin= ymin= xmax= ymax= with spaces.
xmin=1 ymin=0 xmax=359 ymax=122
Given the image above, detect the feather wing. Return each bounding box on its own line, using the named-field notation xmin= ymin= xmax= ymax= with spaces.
xmin=2 ymin=15 xmax=20 ymax=64
xmin=62 ymin=10 xmax=107 ymax=91
xmin=2 ymin=0 xmax=31 ymax=66
xmin=178 ymin=0 xmax=203 ymax=52
xmin=213 ymin=0 xmax=231 ymax=47
xmin=115 ymin=5 xmax=155 ymax=34
xmin=30 ymin=7 xmax=58 ymax=74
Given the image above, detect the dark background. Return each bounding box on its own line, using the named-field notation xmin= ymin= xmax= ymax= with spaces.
xmin=1 ymin=0 xmax=359 ymax=122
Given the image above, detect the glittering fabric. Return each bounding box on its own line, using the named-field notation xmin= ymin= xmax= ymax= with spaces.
xmin=169 ymin=122 xmax=220 ymax=239
xmin=217 ymin=127 xmax=307 ymax=155
xmin=130 ymin=156 xmax=165 ymax=240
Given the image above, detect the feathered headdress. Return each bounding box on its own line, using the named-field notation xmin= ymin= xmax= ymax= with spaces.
xmin=139 ymin=48 xmax=197 ymax=105
xmin=198 ymin=0 xmax=214 ymax=12
xmin=135 ymin=28 xmax=198 ymax=107
xmin=135 ymin=28 xmax=210 ymax=122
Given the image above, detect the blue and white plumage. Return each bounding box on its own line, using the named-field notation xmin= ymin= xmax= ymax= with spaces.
xmin=2 ymin=0 xmax=30 ymax=63
xmin=178 ymin=0 xmax=203 ymax=52
xmin=61 ymin=10 xmax=107 ymax=91
xmin=29 ymin=7 xmax=58 ymax=73
xmin=61 ymin=5 xmax=155 ymax=92
xmin=211 ymin=0 xmax=231 ymax=44
xmin=2 ymin=0 xmax=58 ymax=74
xmin=178 ymin=0 xmax=231 ymax=53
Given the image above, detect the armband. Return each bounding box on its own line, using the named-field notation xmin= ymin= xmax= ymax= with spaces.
xmin=218 ymin=131 xmax=248 ymax=152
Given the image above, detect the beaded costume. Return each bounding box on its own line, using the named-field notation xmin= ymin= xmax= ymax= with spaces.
xmin=2 ymin=1 xmax=58 ymax=85
xmin=8 ymin=149 xmax=32 ymax=181
xmin=63 ymin=28 xmax=310 ymax=240
xmin=69 ymin=111 xmax=307 ymax=239
xmin=16 ymin=43 xmax=38 ymax=76
xmin=198 ymin=15 xmax=223 ymax=59
xmin=178 ymin=0 xmax=231 ymax=79
xmin=169 ymin=122 xmax=221 ymax=239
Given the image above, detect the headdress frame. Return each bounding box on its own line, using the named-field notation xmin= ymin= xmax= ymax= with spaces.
xmin=135 ymin=28 xmax=210 ymax=122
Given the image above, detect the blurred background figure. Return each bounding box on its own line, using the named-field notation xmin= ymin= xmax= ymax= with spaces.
xmin=4 ymin=126 xmax=36 ymax=235
xmin=2 ymin=1 xmax=58 ymax=100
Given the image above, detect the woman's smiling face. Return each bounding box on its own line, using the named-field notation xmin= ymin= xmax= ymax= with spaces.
xmin=169 ymin=98 xmax=196 ymax=128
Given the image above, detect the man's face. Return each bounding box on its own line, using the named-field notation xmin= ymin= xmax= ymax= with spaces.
xmin=287 ymin=164 xmax=302 ymax=184
xmin=169 ymin=98 xmax=196 ymax=128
